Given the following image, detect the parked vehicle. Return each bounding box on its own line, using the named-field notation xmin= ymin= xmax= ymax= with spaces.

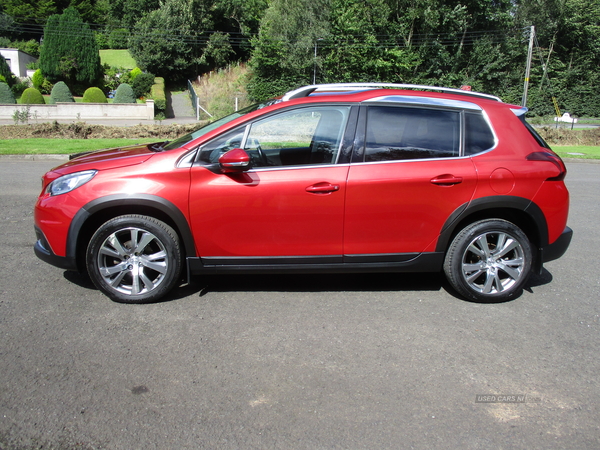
xmin=34 ymin=83 xmax=572 ymax=303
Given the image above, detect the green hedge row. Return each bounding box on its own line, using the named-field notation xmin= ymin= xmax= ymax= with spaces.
xmin=151 ymin=77 xmax=166 ymax=118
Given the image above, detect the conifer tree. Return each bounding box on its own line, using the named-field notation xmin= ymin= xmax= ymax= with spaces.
xmin=39 ymin=7 xmax=102 ymax=89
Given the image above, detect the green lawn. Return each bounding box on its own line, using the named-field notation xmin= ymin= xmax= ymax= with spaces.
xmin=0 ymin=138 xmax=158 ymax=155
xmin=553 ymin=145 xmax=600 ymax=160
xmin=99 ymin=49 xmax=137 ymax=69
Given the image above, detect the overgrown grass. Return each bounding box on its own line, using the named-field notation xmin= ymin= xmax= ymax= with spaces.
xmin=553 ymin=145 xmax=600 ymax=160
xmin=99 ymin=49 xmax=137 ymax=69
xmin=191 ymin=63 xmax=252 ymax=119
xmin=0 ymin=138 xmax=158 ymax=155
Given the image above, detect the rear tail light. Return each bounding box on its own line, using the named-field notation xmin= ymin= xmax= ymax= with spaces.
xmin=526 ymin=151 xmax=567 ymax=181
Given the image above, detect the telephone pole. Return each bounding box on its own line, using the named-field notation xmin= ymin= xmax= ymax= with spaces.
xmin=521 ymin=25 xmax=535 ymax=107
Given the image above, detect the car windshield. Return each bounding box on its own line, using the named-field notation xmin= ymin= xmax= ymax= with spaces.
xmin=162 ymin=101 xmax=275 ymax=150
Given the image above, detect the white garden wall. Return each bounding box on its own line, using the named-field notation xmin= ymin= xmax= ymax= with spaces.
xmin=0 ymin=100 xmax=155 ymax=121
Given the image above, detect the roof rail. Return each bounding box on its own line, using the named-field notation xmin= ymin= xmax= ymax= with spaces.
xmin=282 ymin=83 xmax=502 ymax=102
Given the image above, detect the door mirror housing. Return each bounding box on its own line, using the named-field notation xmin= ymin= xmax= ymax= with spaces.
xmin=219 ymin=148 xmax=251 ymax=173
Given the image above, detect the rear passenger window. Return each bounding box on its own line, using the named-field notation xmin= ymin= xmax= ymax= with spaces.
xmin=365 ymin=106 xmax=460 ymax=161
xmin=464 ymin=112 xmax=496 ymax=155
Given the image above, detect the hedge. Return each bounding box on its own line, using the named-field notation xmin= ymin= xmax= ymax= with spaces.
xmin=150 ymin=77 xmax=166 ymax=117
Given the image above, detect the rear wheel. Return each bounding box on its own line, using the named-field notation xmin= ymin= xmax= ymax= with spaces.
xmin=86 ymin=215 xmax=182 ymax=303
xmin=444 ymin=219 xmax=532 ymax=302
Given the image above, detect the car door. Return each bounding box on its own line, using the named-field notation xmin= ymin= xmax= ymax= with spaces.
xmin=188 ymin=105 xmax=353 ymax=262
xmin=344 ymin=105 xmax=478 ymax=258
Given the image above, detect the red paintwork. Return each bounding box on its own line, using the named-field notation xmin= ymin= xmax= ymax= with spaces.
xmin=34 ymin=87 xmax=570 ymax=269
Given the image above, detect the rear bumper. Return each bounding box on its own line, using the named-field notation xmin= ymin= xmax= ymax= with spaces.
xmin=541 ymin=226 xmax=573 ymax=263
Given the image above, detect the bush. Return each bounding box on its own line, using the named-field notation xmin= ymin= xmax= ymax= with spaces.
xmin=11 ymin=79 xmax=30 ymax=97
xmin=0 ymin=55 xmax=15 ymax=87
xmin=32 ymin=69 xmax=45 ymax=90
xmin=132 ymin=72 xmax=155 ymax=98
xmin=82 ymin=87 xmax=107 ymax=103
xmin=150 ymin=77 xmax=166 ymax=116
xmin=129 ymin=67 xmax=142 ymax=80
xmin=0 ymin=82 xmax=16 ymax=104
xmin=50 ymin=81 xmax=75 ymax=103
xmin=20 ymin=87 xmax=45 ymax=104
xmin=113 ymin=83 xmax=136 ymax=103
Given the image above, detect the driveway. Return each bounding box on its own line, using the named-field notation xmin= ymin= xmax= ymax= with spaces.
xmin=0 ymin=160 xmax=598 ymax=449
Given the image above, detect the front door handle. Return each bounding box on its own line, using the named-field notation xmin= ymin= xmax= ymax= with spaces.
xmin=306 ymin=182 xmax=340 ymax=194
xmin=430 ymin=174 xmax=463 ymax=186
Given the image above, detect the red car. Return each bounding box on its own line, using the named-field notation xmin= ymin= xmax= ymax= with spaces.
xmin=34 ymin=83 xmax=572 ymax=303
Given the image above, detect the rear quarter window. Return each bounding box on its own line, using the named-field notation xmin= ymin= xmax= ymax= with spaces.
xmin=464 ymin=111 xmax=496 ymax=155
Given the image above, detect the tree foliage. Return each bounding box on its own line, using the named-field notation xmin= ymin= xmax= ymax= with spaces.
xmin=38 ymin=7 xmax=102 ymax=91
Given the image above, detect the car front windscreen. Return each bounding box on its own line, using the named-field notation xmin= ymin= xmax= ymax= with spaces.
xmin=162 ymin=101 xmax=275 ymax=151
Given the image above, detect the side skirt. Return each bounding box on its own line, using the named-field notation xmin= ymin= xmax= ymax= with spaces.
xmin=187 ymin=252 xmax=445 ymax=278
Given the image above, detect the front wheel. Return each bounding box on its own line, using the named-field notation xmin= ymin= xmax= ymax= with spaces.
xmin=444 ymin=219 xmax=532 ymax=302
xmin=86 ymin=215 xmax=182 ymax=303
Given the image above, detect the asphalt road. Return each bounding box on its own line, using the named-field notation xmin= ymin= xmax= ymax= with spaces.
xmin=0 ymin=159 xmax=599 ymax=450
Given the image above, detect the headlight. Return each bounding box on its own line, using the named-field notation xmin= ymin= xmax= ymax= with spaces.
xmin=45 ymin=170 xmax=97 ymax=196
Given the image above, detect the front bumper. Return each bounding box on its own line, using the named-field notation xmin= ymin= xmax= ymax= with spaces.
xmin=34 ymin=227 xmax=78 ymax=271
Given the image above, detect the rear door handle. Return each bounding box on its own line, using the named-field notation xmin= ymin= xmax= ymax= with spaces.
xmin=430 ymin=174 xmax=463 ymax=186
xmin=306 ymin=183 xmax=340 ymax=194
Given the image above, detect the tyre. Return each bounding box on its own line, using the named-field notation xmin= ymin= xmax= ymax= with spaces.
xmin=86 ymin=215 xmax=182 ymax=303
xmin=444 ymin=219 xmax=532 ymax=302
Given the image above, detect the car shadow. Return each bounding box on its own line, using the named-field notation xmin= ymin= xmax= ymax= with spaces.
xmin=63 ymin=268 xmax=554 ymax=305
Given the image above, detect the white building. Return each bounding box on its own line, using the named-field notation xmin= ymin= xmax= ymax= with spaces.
xmin=0 ymin=48 xmax=37 ymax=78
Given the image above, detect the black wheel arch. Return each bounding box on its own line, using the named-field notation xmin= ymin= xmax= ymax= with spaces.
xmin=66 ymin=194 xmax=196 ymax=271
xmin=436 ymin=196 xmax=549 ymax=269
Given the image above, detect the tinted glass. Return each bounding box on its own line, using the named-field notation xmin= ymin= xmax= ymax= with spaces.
xmin=464 ymin=112 xmax=496 ymax=155
xmin=365 ymin=106 xmax=460 ymax=161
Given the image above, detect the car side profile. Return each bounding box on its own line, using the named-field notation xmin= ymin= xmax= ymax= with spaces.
xmin=34 ymin=83 xmax=572 ymax=303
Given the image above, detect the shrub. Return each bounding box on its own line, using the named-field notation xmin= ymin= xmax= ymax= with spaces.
xmin=113 ymin=83 xmax=136 ymax=103
xmin=32 ymin=69 xmax=45 ymax=90
xmin=129 ymin=67 xmax=142 ymax=80
xmin=82 ymin=87 xmax=107 ymax=103
xmin=50 ymin=81 xmax=75 ymax=103
xmin=0 ymin=55 xmax=15 ymax=87
xmin=11 ymin=79 xmax=30 ymax=97
xmin=20 ymin=87 xmax=45 ymax=104
xmin=132 ymin=72 xmax=155 ymax=98
xmin=0 ymin=82 xmax=16 ymax=104
xmin=150 ymin=77 xmax=166 ymax=116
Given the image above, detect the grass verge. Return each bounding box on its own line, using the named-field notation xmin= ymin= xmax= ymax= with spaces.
xmin=553 ymin=145 xmax=600 ymax=160
xmin=0 ymin=138 xmax=158 ymax=155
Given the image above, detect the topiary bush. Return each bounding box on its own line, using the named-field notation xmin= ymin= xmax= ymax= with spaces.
xmin=20 ymin=87 xmax=45 ymax=104
xmin=113 ymin=83 xmax=136 ymax=103
xmin=0 ymin=82 xmax=16 ymax=104
xmin=50 ymin=81 xmax=75 ymax=103
xmin=82 ymin=87 xmax=107 ymax=103
xmin=132 ymin=72 xmax=155 ymax=98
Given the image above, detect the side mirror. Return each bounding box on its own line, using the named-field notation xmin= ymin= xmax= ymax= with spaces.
xmin=219 ymin=148 xmax=251 ymax=173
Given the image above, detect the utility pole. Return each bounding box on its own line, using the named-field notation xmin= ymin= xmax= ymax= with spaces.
xmin=522 ymin=25 xmax=535 ymax=107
